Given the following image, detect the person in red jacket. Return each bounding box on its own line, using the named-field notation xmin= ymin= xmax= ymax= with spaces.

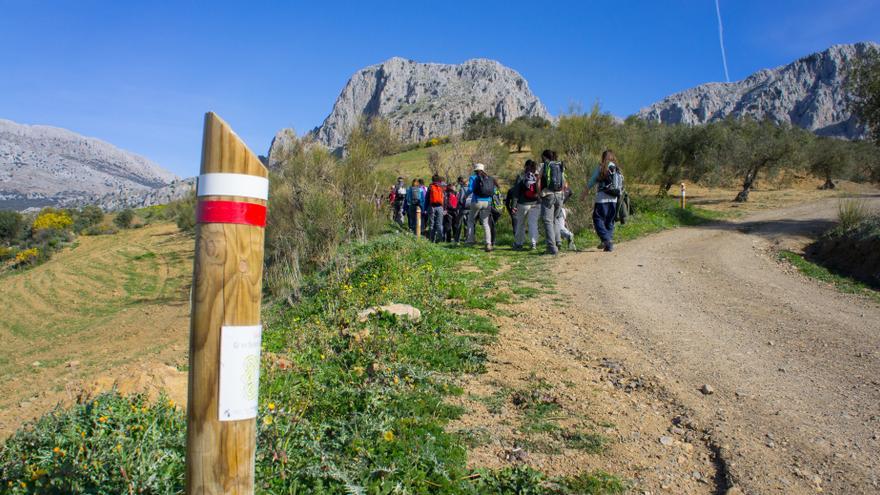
xmin=427 ymin=174 xmax=446 ymax=242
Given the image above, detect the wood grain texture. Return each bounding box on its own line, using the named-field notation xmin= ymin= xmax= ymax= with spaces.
xmin=186 ymin=112 xmax=267 ymax=494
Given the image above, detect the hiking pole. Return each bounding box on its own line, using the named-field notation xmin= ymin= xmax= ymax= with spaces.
xmin=186 ymin=112 xmax=268 ymax=495
xmin=416 ymin=206 xmax=422 ymax=238
xmin=680 ymin=182 xmax=686 ymax=209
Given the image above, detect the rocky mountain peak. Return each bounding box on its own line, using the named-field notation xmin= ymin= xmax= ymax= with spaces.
xmin=637 ymin=42 xmax=879 ymax=139
xmin=307 ymin=57 xmax=550 ymax=151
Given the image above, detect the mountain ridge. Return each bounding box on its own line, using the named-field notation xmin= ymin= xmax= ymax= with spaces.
xmin=636 ymin=42 xmax=879 ymax=138
xmin=0 ymin=119 xmax=178 ymax=210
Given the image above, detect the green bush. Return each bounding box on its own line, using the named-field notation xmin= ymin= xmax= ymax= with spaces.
xmin=0 ymin=210 xmax=23 ymax=244
xmin=72 ymin=206 xmax=104 ymax=233
xmin=163 ymin=193 xmax=196 ymax=233
xmin=113 ymin=209 xmax=134 ymax=229
xmin=265 ymin=120 xmax=388 ymax=298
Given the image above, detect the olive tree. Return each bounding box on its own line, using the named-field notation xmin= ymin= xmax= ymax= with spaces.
xmin=850 ymin=46 xmax=880 ymax=145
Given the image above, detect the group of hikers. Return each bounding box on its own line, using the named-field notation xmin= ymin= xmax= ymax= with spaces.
xmin=388 ymin=149 xmax=626 ymax=255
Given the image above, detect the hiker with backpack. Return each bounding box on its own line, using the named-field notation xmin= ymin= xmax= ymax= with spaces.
xmin=404 ymin=178 xmax=425 ymax=235
xmin=418 ymin=178 xmax=429 ymax=234
xmin=538 ymin=150 xmax=566 ymax=255
xmin=451 ymin=176 xmax=468 ymax=243
xmin=466 ymin=163 xmax=496 ymax=252
xmin=427 ymin=174 xmax=446 ymax=243
xmin=489 ymin=183 xmax=504 ymax=250
xmin=389 ymin=176 xmax=407 ymax=225
xmin=443 ymin=183 xmax=460 ymax=242
xmin=511 ymin=159 xmax=541 ymax=250
xmin=584 ymin=149 xmax=624 ymax=252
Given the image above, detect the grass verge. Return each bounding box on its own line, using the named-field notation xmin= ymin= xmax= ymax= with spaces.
xmin=778 ymin=250 xmax=880 ymax=302
xmin=0 ymin=234 xmax=626 ymax=494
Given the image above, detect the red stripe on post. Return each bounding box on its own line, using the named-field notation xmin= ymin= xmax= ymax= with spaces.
xmin=197 ymin=200 xmax=267 ymax=227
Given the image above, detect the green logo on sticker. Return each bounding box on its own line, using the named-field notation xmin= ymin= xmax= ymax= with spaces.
xmin=242 ymin=355 xmax=260 ymax=401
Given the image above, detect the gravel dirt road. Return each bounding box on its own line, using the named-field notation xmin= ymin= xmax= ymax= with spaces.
xmin=556 ymin=196 xmax=880 ymax=494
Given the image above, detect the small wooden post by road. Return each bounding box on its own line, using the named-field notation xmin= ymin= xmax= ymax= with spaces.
xmin=186 ymin=112 xmax=268 ymax=494
xmin=415 ymin=206 xmax=422 ymax=237
xmin=680 ymin=182 xmax=687 ymax=209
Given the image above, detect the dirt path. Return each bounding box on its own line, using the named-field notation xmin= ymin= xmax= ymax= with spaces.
xmin=552 ymin=197 xmax=880 ymax=494
xmin=0 ymin=223 xmax=191 ymax=439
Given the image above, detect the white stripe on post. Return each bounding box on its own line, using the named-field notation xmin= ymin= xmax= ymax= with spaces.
xmin=197 ymin=173 xmax=270 ymax=200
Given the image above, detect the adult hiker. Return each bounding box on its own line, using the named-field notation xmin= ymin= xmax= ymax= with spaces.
xmin=489 ymin=182 xmax=504 ymax=250
xmin=404 ymin=178 xmax=425 ymax=235
xmin=511 ymin=159 xmax=541 ymax=250
xmin=452 ymin=176 xmax=468 ymax=243
xmin=466 ymin=163 xmax=495 ymax=252
xmin=418 ymin=178 xmax=429 ymax=234
xmin=538 ymin=149 xmax=566 ymax=255
xmin=443 ymin=182 xmax=460 ymax=243
xmin=389 ymin=176 xmax=406 ymax=225
xmin=427 ymin=174 xmax=446 ymax=243
xmin=583 ymin=149 xmax=624 ymax=252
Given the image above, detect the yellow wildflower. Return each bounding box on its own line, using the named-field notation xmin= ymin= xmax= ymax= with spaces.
xmin=116 ymin=444 xmax=122 ymax=452
xmin=263 ymin=416 xmax=273 ymax=426
xmin=382 ymin=430 xmax=395 ymax=442
xmin=52 ymin=447 xmax=61 ymax=454
xmin=393 ymin=376 xmax=400 ymax=385
xmin=267 ymin=402 xmax=275 ymax=411
xmin=98 ymin=416 xmax=108 ymax=423
xmin=167 ymin=399 xmax=175 ymax=408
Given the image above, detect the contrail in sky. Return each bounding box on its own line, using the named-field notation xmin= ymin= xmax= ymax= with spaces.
xmin=715 ymin=0 xmax=731 ymax=82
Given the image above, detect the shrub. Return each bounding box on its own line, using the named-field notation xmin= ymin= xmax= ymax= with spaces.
xmin=0 ymin=246 xmax=15 ymax=261
xmin=164 ymin=193 xmax=196 ymax=233
xmin=0 ymin=210 xmax=24 ymax=243
xmin=32 ymin=209 xmax=73 ymax=232
xmin=838 ymin=198 xmax=873 ymax=230
xmin=113 ymin=209 xmax=134 ymax=229
xmin=463 ymin=112 xmax=502 ymax=140
xmin=72 ymin=205 xmax=104 ymax=233
xmin=13 ymin=247 xmax=39 ymax=266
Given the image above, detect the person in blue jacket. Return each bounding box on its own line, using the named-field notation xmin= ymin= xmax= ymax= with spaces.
xmin=465 ymin=163 xmax=495 ymax=251
xmin=404 ymin=178 xmax=425 ymax=235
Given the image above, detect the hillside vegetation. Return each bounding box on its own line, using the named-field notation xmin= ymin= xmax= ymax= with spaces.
xmin=0 ymin=223 xmax=192 ymax=438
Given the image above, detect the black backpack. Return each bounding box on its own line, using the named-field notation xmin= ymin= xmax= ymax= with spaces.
xmin=475 ymin=174 xmax=496 ymax=197
xmin=598 ymin=165 xmax=623 ymax=198
xmin=542 ymin=161 xmax=565 ymax=192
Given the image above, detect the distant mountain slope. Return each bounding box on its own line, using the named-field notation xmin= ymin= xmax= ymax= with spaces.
xmin=637 ymin=42 xmax=879 ymax=139
xmin=0 ymin=119 xmax=178 ymax=210
xmin=307 ymin=57 xmax=550 ymax=151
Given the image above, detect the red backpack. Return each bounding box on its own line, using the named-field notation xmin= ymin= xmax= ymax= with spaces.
xmin=447 ymin=190 xmax=459 ymax=209
xmin=428 ymin=183 xmax=444 ymax=206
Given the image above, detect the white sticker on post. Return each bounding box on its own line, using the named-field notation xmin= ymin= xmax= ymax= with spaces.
xmin=218 ymin=324 xmax=262 ymax=421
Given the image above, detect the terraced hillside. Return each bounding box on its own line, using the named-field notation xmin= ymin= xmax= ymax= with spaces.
xmin=0 ymin=223 xmax=192 ymax=438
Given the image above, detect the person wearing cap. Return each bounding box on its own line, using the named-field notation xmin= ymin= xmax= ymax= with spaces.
xmin=390 ymin=176 xmax=406 ymax=225
xmin=465 ymin=163 xmax=495 ymax=251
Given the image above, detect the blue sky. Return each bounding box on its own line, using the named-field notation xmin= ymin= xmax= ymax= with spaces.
xmin=1 ymin=0 xmax=878 ymax=177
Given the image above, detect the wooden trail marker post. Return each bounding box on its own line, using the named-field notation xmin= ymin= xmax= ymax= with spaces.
xmin=186 ymin=112 xmax=268 ymax=494
xmin=680 ymin=182 xmax=687 ymax=209
xmin=415 ymin=206 xmax=422 ymax=237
